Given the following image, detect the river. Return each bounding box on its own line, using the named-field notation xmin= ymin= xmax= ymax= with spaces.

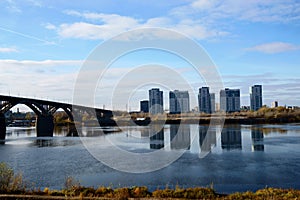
xmin=0 ymin=123 xmax=300 ymax=194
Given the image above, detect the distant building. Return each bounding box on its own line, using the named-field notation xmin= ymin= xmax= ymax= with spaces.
xmin=220 ymin=88 xmax=240 ymax=112
xmin=149 ymin=88 xmax=163 ymax=114
xmin=198 ymin=87 xmax=212 ymax=113
xmin=271 ymin=101 xmax=278 ymax=108
xmin=241 ymin=106 xmax=250 ymax=111
xmin=250 ymin=85 xmax=263 ymax=111
xmin=211 ymin=93 xmax=215 ymax=113
xmin=169 ymin=90 xmax=190 ymax=114
xmin=140 ymin=100 xmax=149 ymax=113
xmin=215 ymin=103 xmax=220 ymax=112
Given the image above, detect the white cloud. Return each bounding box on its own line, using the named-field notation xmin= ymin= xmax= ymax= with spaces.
xmin=5 ymin=0 xmax=22 ymax=13
xmin=0 ymin=59 xmax=82 ymax=67
xmin=246 ymin=42 xmax=300 ymax=54
xmin=173 ymin=0 xmax=300 ymax=24
xmin=0 ymin=47 xmax=18 ymax=53
xmin=58 ymin=12 xmax=141 ymax=40
xmin=44 ymin=23 xmax=56 ymax=30
xmin=58 ymin=22 xmax=134 ymax=40
xmin=191 ymin=0 xmax=216 ymax=10
xmin=57 ymin=11 xmax=225 ymax=40
xmin=0 ymin=59 xmax=82 ymax=104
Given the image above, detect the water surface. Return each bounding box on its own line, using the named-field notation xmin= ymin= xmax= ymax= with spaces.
xmin=1 ymin=124 xmax=300 ymax=193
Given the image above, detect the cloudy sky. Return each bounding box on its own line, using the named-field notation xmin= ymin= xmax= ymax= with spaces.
xmin=0 ymin=0 xmax=300 ymax=111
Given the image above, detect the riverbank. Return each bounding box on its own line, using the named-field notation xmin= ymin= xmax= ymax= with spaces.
xmin=114 ymin=115 xmax=300 ymax=126
xmin=1 ymin=161 xmax=299 ymax=199
xmin=0 ymin=187 xmax=300 ymax=199
xmin=125 ymin=107 xmax=300 ymax=126
xmin=50 ymin=106 xmax=300 ymax=127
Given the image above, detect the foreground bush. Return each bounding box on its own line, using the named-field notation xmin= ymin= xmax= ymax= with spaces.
xmin=0 ymin=162 xmax=26 ymax=193
xmin=1 ymin=164 xmax=300 ymax=199
xmin=153 ymin=187 xmax=217 ymax=199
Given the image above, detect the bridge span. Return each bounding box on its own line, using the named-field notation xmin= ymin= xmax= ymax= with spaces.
xmin=0 ymin=95 xmax=116 ymax=140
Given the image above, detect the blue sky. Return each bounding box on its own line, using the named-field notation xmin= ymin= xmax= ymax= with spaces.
xmin=0 ymin=0 xmax=300 ymax=111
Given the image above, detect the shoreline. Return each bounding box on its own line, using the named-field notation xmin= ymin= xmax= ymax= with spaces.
xmin=54 ymin=116 xmax=300 ymax=127
xmin=0 ymin=187 xmax=299 ymax=199
xmin=113 ymin=116 xmax=300 ymax=126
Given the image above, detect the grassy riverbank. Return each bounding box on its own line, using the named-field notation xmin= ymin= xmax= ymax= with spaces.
xmin=1 ymin=186 xmax=300 ymax=199
xmin=1 ymin=162 xmax=300 ymax=199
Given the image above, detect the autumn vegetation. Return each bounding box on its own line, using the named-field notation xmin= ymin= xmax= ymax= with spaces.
xmin=126 ymin=106 xmax=300 ymax=125
xmin=1 ymin=162 xmax=300 ymax=199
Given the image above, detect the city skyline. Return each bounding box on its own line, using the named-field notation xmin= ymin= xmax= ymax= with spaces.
xmin=140 ymin=85 xmax=266 ymax=113
xmin=0 ymin=1 xmax=299 ymax=112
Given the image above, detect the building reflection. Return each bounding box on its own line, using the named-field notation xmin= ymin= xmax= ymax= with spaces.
xmin=251 ymin=129 xmax=264 ymax=151
xmin=199 ymin=126 xmax=216 ymax=155
xmin=221 ymin=125 xmax=242 ymax=150
xmin=170 ymin=124 xmax=190 ymax=150
xmin=149 ymin=124 xmax=164 ymax=149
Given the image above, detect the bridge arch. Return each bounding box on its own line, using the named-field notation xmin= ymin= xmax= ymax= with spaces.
xmin=0 ymin=102 xmax=55 ymax=139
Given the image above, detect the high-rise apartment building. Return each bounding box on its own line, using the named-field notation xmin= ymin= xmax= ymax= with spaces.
xmin=169 ymin=90 xmax=190 ymax=114
xmin=140 ymin=100 xmax=149 ymax=113
xmin=250 ymin=85 xmax=263 ymax=111
xmin=220 ymin=88 xmax=240 ymax=112
xmin=211 ymin=93 xmax=216 ymax=113
xmin=149 ymin=88 xmax=163 ymax=114
xmin=198 ymin=87 xmax=212 ymax=113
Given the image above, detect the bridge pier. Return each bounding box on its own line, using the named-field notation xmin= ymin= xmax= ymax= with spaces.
xmin=0 ymin=113 xmax=6 ymax=141
xmin=36 ymin=115 xmax=54 ymax=137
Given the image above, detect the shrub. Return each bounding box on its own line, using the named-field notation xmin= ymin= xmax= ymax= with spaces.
xmin=152 ymin=188 xmax=174 ymax=198
xmin=113 ymin=187 xmax=131 ymax=200
xmin=0 ymin=162 xmax=26 ymax=193
xmin=131 ymin=186 xmax=150 ymax=198
xmin=95 ymin=186 xmax=114 ymax=197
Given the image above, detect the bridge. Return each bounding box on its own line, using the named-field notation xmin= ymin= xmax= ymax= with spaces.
xmin=0 ymin=95 xmax=117 ymax=140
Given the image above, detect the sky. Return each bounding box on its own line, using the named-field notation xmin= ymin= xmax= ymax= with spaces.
xmin=0 ymin=0 xmax=300 ymax=111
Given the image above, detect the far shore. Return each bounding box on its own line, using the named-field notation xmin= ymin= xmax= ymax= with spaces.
xmin=50 ymin=106 xmax=300 ymax=127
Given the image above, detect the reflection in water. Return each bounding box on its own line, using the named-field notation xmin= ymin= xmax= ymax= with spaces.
xmin=6 ymin=124 xmax=295 ymax=153
xmin=251 ymin=129 xmax=264 ymax=151
xmin=80 ymin=127 xmax=105 ymax=137
xmin=262 ymin=126 xmax=288 ymax=135
xmin=170 ymin=124 xmax=190 ymax=150
xmin=150 ymin=125 xmax=164 ymax=149
xmin=221 ymin=125 xmax=242 ymax=150
xmin=199 ymin=126 xmax=216 ymax=156
xmin=1 ymin=124 xmax=300 ymax=193
xmin=33 ymin=138 xmax=80 ymax=147
xmin=34 ymin=139 xmax=54 ymax=147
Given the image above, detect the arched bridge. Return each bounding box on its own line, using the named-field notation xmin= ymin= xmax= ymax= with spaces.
xmin=0 ymin=95 xmax=116 ymax=140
